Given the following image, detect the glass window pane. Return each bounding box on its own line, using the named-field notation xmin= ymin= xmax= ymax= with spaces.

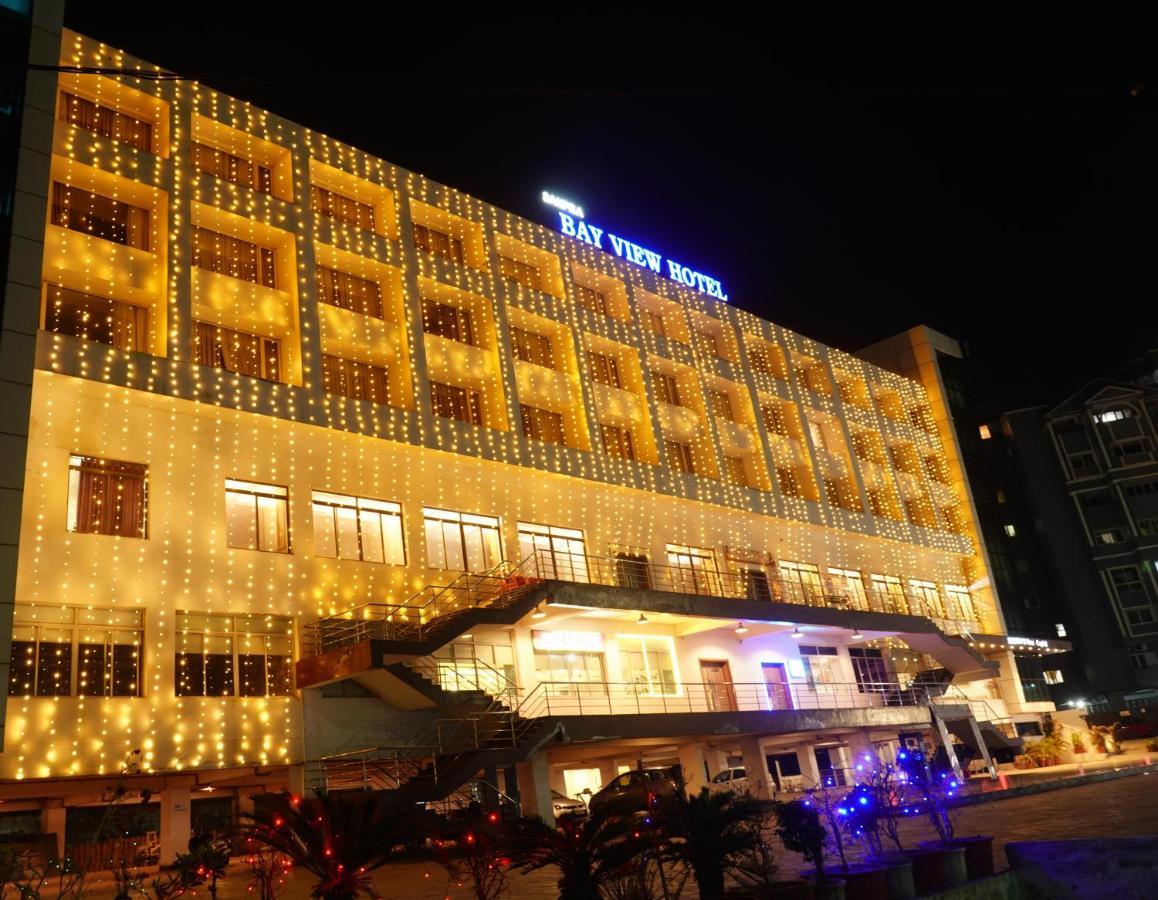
xmin=256 ymin=496 xmax=289 ymax=552
xmin=381 ymin=514 xmax=405 ymax=565
xmin=226 ymin=491 xmax=257 ymax=549
xmin=443 ymin=522 xmax=466 ymax=571
xmin=312 ymin=502 xmax=337 ymax=557
xmin=425 ymin=518 xmax=447 ymax=568
xmin=334 ymin=505 xmax=360 ymax=560
xmin=205 ymin=653 xmax=234 ymax=696
xmin=358 ymin=510 xmax=384 ymax=563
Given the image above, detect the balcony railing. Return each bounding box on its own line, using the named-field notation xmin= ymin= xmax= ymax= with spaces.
xmin=513 ymin=679 xmax=939 ymax=719
xmin=303 ymin=548 xmax=981 ymax=656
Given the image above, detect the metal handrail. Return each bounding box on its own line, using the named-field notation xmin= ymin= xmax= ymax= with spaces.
xmin=403 ymin=654 xmax=520 ymax=697
xmin=303 ymin=548 xmax=982 ymax=656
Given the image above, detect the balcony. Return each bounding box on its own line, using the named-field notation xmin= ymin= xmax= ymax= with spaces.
xmin=655 ymin=401 xmax=701 ymax=443
xmin=43 ymin=224 xmax=161 ymax=306
xmin=423 ymin=332 xmax=496 ymax=390
xmin=592 ymin=381 xmax=644 ymax=426
xmin=193 ymin=267 xmax=294 ymax=338
xmin=717 ymin=419 xmax=758 ymax=454
xmin=318 ymin=303 xmax=402 ymax=368
xmin=514 ymin=358 xmax=572 ymax=410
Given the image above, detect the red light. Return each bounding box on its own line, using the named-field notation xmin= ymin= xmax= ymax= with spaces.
xmin=487 ymin=812 xmax=498 ymax=823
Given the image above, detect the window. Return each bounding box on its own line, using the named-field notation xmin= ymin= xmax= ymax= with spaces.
xmin=412 ymin=223 xmax=463 ymax=264
xmin=848 ymin=647 xmax=888 ymax=693
xmin=175 ymin=612 xmax=293 ymax=697
xmin=944 ymin=585 xmax=979 ymax=623
xmin=312 ymin=491 xmax=404 ymax=564
xmin=8 ymin=606 xmax=143 ymax=698
xmin=1056 ymin=623 xmax=1067 ymax=637
xmin=511 ymin=327 xmax=555 ymax=368
xmin=430 ymin=381 xmax=484 ymax=426
xmin=521 ymin=404 xmax=565 ymax=445
xmin=498 ymin=254 xmax=542 ymax=291
xmin=762 ymin=404 xmax=788 ymax=436
xmin=43 ymin=284 xmax=148 ymax=352
xmin=422 ymin=299 xmax=475 ymax=345
xmin=533 ymin=646 xmax=605 ymax=694
xmin=978 ymin=425 xmax=992 ymax=440
xmin=1093 ymin=409 xmax=1134 ymax=424
xmin=574 ymin=283 xmax=610 ymax=315
xmin=664 ymin=439 xmax=695 ymax=474
xmin=776 ymin=467 xmax=803 ymax=499
xmin=1124 ymin=480 xmax=1158 ymax=497
xmin=780 ymin=560 xmax=824 ymax=604
xmin=996 ymin=490 xmax=1006 ymax=504
xmin=620 ymin=635 xmax=680 ymax=695
xmin=1080 ymin=492 xmax=1112 ymax=509
xmin=310 ymin=184 xmax=375 ymax=230
xmin=652 ymin=371 xmax=681 ymax=406
xmin=321 ymin=354 xmax=391 ymax=405
xmin=316 ymin=267 xmax=384 ymax=318
xmin=798 ymin=645 xmax=840 ymax=686
xmin=909 ymin=580 xmax=946 ymax=617
xmin=600 ymin=425 xmax=636 ymax=460
xmin=1094 ymin=529 xmax=1127 ymax=545
xmin=697 ymin=328 xmax=724 ymax=358
xmin=1067 ymin=452 xmax=1099 ymax=476
xmin=708 ymin=390 xmax=734 ymax=421
xmin=723 ymin=455 xmax=749 ymax=487
xmin=586 ymin=351 xmax=622 ymax=388
xmin=869 ymin=574 xmax=910 ymax=614
xmin=225 ymin=480 xmax=290 ymax=553
xmin=1126 ymin=607 xmax=1157 ymax=628
xmin=191 ymin=142 xmax=272 ymax=193
xmin=423 ymin=508 xmax=502 ymax=572
xmin=828 ymin=568 xmax=868 ymax=610
xmin=1044 ymin=669 xmax=1065 ymax=685
xmin=194 ymin=322 xmax=281 ymax=382
xmin=191 ymin=226 xmax=276 ymax=288
xmin=1110 ymin=567 xmax=1146 ymax=595
xmin=59 ymin=92 xmax=153 ymax=152
xmin=1024 ymin=594 xmax=1041 ymax=609
xmin=1112 ymin=439 xmax=1153 ymax=465
xmin=1004 ymin=524 xmax=1017 ymax=537
xmin=518 ymin=522 xmax=588 ymax=581
xmin=1136 ymin=517 xmax=1158 ymax=536
xmin=665 ymin=544 xmax=719 ymax=595
xmin=52 ymin=183 xmax=149 ymax=250
xmin=644 ymin=310 xmax=666 ymax=337
xmin=67 ymin=455 xmax=147 ymax=538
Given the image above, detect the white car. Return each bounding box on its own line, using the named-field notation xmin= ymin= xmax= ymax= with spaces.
xmin=708 ymin=766 xmax=749 ymax=794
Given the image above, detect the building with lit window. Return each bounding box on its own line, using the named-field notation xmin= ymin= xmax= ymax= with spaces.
xmin=0 ymin=23 xmax=1064 ymax=859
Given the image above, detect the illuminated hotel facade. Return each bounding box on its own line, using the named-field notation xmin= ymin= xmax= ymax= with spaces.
xmin=0 ymin=22 xmax=1066 ymax=858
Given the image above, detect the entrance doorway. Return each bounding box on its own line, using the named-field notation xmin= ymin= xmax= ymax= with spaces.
xmin=765 ymin=751 xmax=803 ymax=794
xmin=762 ymin=662 xmax=793 ymax=709
xmin=699 ymin=660 xmax=737 ymax=711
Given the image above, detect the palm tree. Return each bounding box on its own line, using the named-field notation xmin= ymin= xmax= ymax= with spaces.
xmin=656 ymin=787 xmax=770 ymax=900
xmin=242 ymin=792 xmax=415 ymax=900
xmin=509 ymin=806 xmax=649 ymax=900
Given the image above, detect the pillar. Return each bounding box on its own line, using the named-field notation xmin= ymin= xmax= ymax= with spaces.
xmin=42 ymin=803 xmax=66 ymax=858
xmin=597 ymin=757 xmax=619 ymax=788
xmin=677 ymin=742 xmax=710 ymax=794
xmin=795 ymin=743 xmax=822 ymax=787
xmin=160 ymin=786 xmax=192 ymax=865
xmin=967 ymin=716 xmax=996 ymax=779
xmin=287 ymin=764 xmax=306 ymax=798
xmin=932 ymin=715 xmax=965 ymax=783
xmin=514 ymin=752 xmax=554 ymax=825
xmin=846 ymin=730 xmax=878 ymax=774
xmin=738 ymin=737 xmax=772 ymax=799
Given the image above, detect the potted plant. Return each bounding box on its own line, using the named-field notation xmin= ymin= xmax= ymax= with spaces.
xmin=896 ymin=750 xmax=970 ymax=892
xmin=775 ymin=800 xmax=845 ymax=900
xmin=800 ymin=777 xmax=886 ymax=900
xmin=1071 ymin=731 xmax=1087 ymax=756
xmin=843 ymin=757 xmax=915 ymax=899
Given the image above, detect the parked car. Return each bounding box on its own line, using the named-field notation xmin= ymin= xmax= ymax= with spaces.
xmin=1112 ymin=717 xmax=1158 ymax=742
xmin=588 ymin=767 xmax=681 ymax=817
xmin=551 ymin=789 xmax=587 ymax=821
xmin=707 ymin=766 xmax=748 ymax=794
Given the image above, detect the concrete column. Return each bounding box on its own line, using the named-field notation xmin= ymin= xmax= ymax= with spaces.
xmin=738 ymin=737 xmax=772 ymax=799
xmin=932 ymin=715 xmax=965 ymax=783
xmin=795 ymin=743 xmax=822 ymax=786
xmin=597 ymin=757 xmax=619 ymax=788
xmin=287 ymin=764 xmax=306 ymax=798
xmin=42 ymin=803 xmax=66 ymax=858
xmin=515 ymin=753 xmax=554 ymax=825
xmin=967 ymin=716 xmax=996 ymax=779
xmin=160 ymin=786 xmax=192 ymax=865
xmin=846 ymin=730 xmax=878 ymax=772
xmin=677 ymin=742 xmax=710 ymax=794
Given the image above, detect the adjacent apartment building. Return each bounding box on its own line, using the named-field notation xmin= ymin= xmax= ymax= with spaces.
xmin=0 ymin=23 xmax=1062 ymax=860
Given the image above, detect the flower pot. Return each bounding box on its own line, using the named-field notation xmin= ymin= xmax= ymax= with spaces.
xmin=834 ymin=864 xmax=888 ymax=900
xmin=812 ymin=878 xmax=846 ymax=900
xmin=915 ymin=842 xmax=967 ymax=888
xmin=902 ymin=847 xmax=945 ymax=895
xmin=949 ymin=835 xmax=995 ymax=880
xmin=868 ymin=854 xmax=915 ymax=900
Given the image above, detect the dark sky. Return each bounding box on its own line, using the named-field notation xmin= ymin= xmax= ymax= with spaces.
xmin=64 ymin=5 xmax=1157 ymax=409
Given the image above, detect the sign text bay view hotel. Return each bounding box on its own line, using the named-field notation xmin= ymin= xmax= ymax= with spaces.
xmin=0 ymin=21 xmax=1068 ymax=859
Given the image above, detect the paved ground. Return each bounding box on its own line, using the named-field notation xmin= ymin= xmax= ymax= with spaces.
xmin=68 ymin=771 xmax=1158 ymax=899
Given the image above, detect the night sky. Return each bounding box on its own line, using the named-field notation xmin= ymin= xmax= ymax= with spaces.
xmin=64 ymin=6 xmax=1156 ymax=409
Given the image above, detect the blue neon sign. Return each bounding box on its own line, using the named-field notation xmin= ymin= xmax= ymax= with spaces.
xmin=550 ymin=208 xmax=728 ymax=302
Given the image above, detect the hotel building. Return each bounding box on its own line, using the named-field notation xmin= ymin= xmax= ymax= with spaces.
xmin=0 ymin=19 xmax=1065 ymax=859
